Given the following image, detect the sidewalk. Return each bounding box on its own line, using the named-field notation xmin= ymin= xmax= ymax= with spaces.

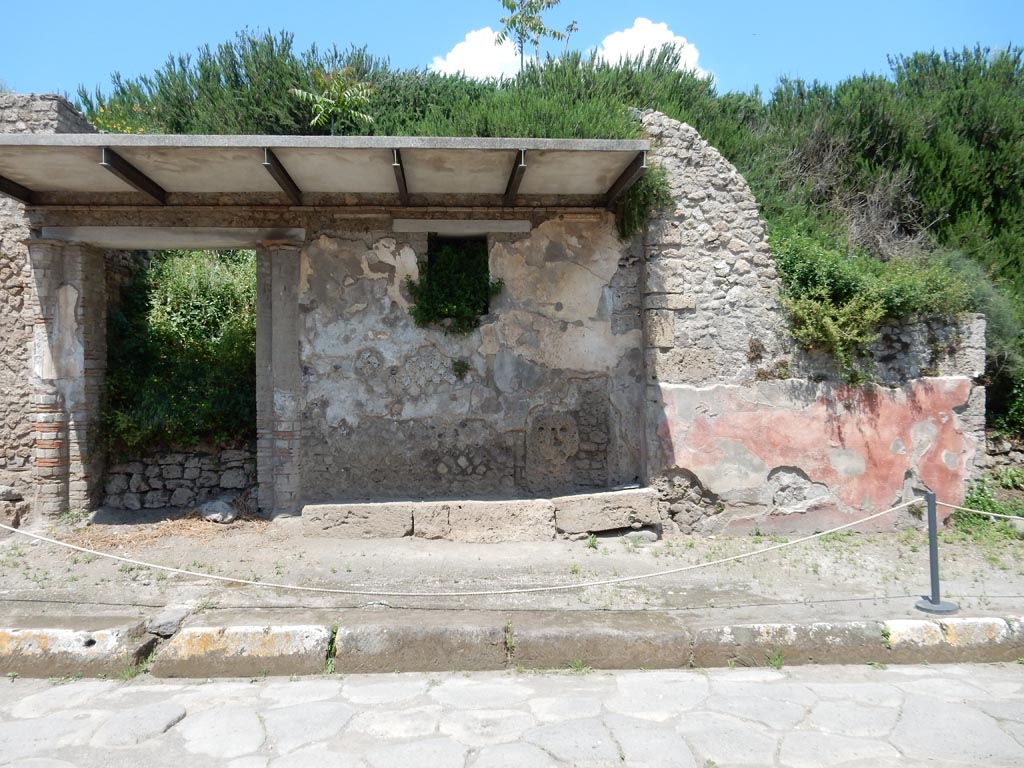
xmin=1 ymin=510 xmax=1022 ymax=677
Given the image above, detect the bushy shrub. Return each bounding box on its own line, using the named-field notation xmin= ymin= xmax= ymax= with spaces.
xmin=406 ymin=240 xmax=503 ymax=335
xmin=773 ymin=226 xmax=971 ymax=380
xmin=103 ymin=251 xmax=256 ymax=455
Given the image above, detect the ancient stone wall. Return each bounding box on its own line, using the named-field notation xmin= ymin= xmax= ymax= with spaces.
xmin=103 ymin=448 xmax=256 ymax=510
xmin=294 ymin=217 xmax=644 ymax=503
xmin=641 ymin=110 xmax=986 ymax=533
xmin=0 ymin=96 xmax=96 ymax=499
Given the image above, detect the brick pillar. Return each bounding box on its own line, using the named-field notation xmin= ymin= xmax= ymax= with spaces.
xmin=256 ymin=241 xmax=303 ymax=516
xmin=26 ymin=239 xmax=106 ymax=517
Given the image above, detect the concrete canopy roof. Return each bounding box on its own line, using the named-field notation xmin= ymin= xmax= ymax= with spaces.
xmin=0 ymin=134 xmax=650 ymax=208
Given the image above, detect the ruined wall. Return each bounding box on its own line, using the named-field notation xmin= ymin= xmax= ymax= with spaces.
xmin=641 ymin=111 xmax=985 ymax=533
xmin=0 ymin=95 xmax=96 ymax=500
xmin=296 ymin=217 xmax=644 ymax=502
xmin=103 ymin=448 xmax=256 ymax=510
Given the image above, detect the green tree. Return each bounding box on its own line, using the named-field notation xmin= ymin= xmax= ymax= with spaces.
xmin=289 ymin=67 xmax=374 ymax=135
xmin=496 ymin=0 xmax=570 ymax=71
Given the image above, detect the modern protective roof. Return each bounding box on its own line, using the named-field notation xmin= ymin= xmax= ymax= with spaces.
xmin=0 ymin=134 xmax=650 ymax=208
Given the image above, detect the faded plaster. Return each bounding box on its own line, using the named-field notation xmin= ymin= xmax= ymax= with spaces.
xmin=296 ymin=217 xmax=643 ymax=502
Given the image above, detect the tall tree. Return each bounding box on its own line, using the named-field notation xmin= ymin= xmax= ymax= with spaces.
xmin=496 ymin=0 xmax=570 ymax=71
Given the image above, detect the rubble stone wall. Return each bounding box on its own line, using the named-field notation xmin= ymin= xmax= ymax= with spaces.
xmin=641 ymin=110 xmax=986 ymax=533
xmin=103 ymin=448 xmax=256 ymax=510
xmin=0 ymin=95 xmax=96 ymax=500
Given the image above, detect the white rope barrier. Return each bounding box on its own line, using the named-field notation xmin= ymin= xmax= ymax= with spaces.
xmin=0 ymin=498 xmax=924 ymax=598
xmin=936 ymin=500 xmax=1024 ymax=523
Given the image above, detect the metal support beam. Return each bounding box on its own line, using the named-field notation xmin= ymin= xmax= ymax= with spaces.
xmin=503 ymin=149 xmax=527 ymax=205
xmin=392 ymin=149 xmax=410 ymax=206
xmin=0 ymin=175 xmax=34 ymax=205
xmin=99 ymin=147 xmax=167 ymax=205
xmin=261 ymin=148 xmax=303 ymax=206
xmin=604 ymin=151 xmax=648 ymax=211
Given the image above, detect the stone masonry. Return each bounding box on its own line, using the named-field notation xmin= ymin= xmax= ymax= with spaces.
xmin=103 ymin=448 xmax=256 ymax=510
xmin=0 ymin=95 xmax=98 ymax=523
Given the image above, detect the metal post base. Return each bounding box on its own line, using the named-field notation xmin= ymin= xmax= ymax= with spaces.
xmin=915 ymin=596 xmax=959 ymax=614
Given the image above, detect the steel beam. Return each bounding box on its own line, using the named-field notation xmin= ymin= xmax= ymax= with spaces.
xmin=0 ymin=175 xmax=34 ymax=205
xmin=503 ymin=149 xmax=527 ymax=205
xmin=99 ymin=147 xmax=167 ymax=205
xmin=392 ymin=149 xmax=410 ymax=205
xmin=604 ymin=151 xmax=648 ymax=211
xmin=262 ymin=148 xmax=303 ymax=206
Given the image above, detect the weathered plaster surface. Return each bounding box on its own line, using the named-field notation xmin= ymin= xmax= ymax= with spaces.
xmin=651 ymin=377 xmax=978 ymax=532
xmin=297 ymin=217 xmax=643 ymax=502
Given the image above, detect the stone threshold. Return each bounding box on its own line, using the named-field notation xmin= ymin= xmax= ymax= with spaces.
xmin=300 ymin=487 xmax=661 ymax=542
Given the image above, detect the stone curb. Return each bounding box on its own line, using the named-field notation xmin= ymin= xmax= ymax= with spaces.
xmin=1 ymin=612 xmax=1021 ymax=677
xmin=0 ymin=618 xmax=155 ymax=678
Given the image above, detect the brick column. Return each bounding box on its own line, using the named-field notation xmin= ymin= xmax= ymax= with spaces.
xmin=256 ymin=241 xmax=303 ymax=516
xmin=26 ymin=239 xmax=106 ymax=517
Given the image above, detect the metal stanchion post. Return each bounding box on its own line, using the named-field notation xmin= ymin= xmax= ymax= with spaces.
xmin=915 ymin=491 xmax=958 ymax=614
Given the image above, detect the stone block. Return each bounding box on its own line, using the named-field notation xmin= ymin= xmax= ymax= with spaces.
xmin=553 ymin=487 xmax=660 ymax=534
xmin=644 ymin=293 xmax=696 ymax=311
xmin=168 ymin=487 xmax=195 ymax=508
xmin=691 ymin=621 xmax=885 ymax=668
xmin=415 ymin=499 xmax=556 ymax=543
xmin=0 ymin=616 xmax=155 ymax=677
xmin=303 ymin=502 xmax=414 ymax=538
xmin=151 ymin=613 xmax=331 ymax=678
xmin=510 ymin=611 xmax=689 ymax=669
xmin=644 ymin=310 xmax=675 ymax=348
xmin=220 ymin=468 xmax=248 ymax=489
xmin=333 ymin=610 xmax=506 ymax=673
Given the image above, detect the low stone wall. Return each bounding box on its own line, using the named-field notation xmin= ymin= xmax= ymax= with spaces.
xmin=103 ymin=448 xmax=256 ymax=510
xmin=977 ymin=437 xmax=1024 ymax=474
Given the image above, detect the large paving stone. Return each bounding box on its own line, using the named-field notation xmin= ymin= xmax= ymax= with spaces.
xmin=175 ymin=705 xmax=265 ymax=759
xmin=605 ymin=713 xmax=698 ymax=768
xmin=524 ymin=718 xmax=622 ymax=764
xmin=552 ymin=487 xmax=660 ymax=534
xmin=677 ymin=711 xmax=779 ymax=766
xmin=891 ymin=694 xmax=1024 ymax=763
xmin=472 ymin=743 xmax=558 ymax=768
xmin=528 ymin=695 xmax=603 ymax=722
xmin=439 ymin=708 xmax=536 ymax=747
xmin=151 ymin=611 xmax=331 ymax=677
xmin=259 ymin=679 xmax=343 ymax=708
xmin=89 ymin=700 xmax=186 ymax=747
xmin=340 ymin=675 xmax=430 ymax=704
xmin=0 ymin=616 xmax=155 ymax=678
xmin=605 ymin=671 xmax=708 ymax=722
xmin=362 ymin=737 xmax=469 ymax=768
xmin=9 ymin=681 xmax=118 ymax=718
xmin=805 ymin=699 xmax=900 ymax=738
xmin=347 ymin=705 xmax=442 ymax=739
xmin=262 ymin=701 xmax=354 ymax=754
xmin=779 ymin=731 xmax=901 ymax=767
xmin=0 ymin=711 xmax=107 ymax=762
xmin=428 ymin=676 xmax=535 ymax=709
xmin=333 ymin=610 xmax=506 ymax=672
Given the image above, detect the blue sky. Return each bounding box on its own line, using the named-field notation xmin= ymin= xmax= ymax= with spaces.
xmin=1 ymin=1 xmax=1020 ymax=99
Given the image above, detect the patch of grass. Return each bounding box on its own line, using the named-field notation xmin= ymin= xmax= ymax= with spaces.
xmin=567 ymin=658 xmax=592 ymax=674
xmin=325 ymin=624 xmax=339 ymax=674
xmin=586 ymin=533 xmax=598 ymax=550
xmin=503 ymin=620 xmax=516 ymax=662
xmin=48 ymin=673 xmax=83 ymax=685
xmin=950 ymin=479 xmax=1024 ymax=542
xmin=765 ymin=649 xmax=785 ymax=670
xmin=120 ymin=650 xmax=156 ymax=681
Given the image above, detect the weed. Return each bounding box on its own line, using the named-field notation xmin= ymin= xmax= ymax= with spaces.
xmin=325 ymin=624 xmax=339 ymax=674
xmin=120 ymin=650 xmax=156 ymax=681
xmin=451 ymin=359 xmax=471 ymax=380
xmin=5 ymin=671 xmax=18 ymax=682
xmin=569 ymin=563 xmax=580 ymax=576
xmin=586 ymin=533 xmax=598 ymax=550
xmin=866 ymin=660 xmax=888 ymax=670
xmin=567 ymin=658 xmax=592 ymax=674
xmin=881 ymin=627 xmax=893 ymax=650
xmin=503 ymin=620 xmax=516 ymax=661
xmin=765 ymin=649 xmax=785 ymax=670
xmin=48 ymin=673 xmax=83 ymax=685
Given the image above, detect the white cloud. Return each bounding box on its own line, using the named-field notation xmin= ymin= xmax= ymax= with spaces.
xmin=595 ymin=17 xmax=704 ymax=75
xmin=429 ymin=27 xmax=521 ymax=80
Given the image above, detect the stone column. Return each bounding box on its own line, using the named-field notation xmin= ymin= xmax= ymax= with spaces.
xmin=26 ymin=239 xmax=106 ymax=517
xmin=256 ymin=241 xmax=303 ymax=516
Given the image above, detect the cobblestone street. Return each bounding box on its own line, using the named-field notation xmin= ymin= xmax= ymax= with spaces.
xmin=0 ymin=663 xmax=1021 ymax=767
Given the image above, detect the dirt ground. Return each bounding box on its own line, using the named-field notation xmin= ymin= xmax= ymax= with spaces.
xmin=1 ymin=506 xmax=1022 ymax=628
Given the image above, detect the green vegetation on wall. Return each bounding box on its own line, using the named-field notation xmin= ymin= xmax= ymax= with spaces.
xmin=406 ymin=238 xmax=504 ymax=335
xmin=103 ymin=250 xmax=256 ymax=455
xmin=79 ymin=31 xmax=1024 ymax=435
